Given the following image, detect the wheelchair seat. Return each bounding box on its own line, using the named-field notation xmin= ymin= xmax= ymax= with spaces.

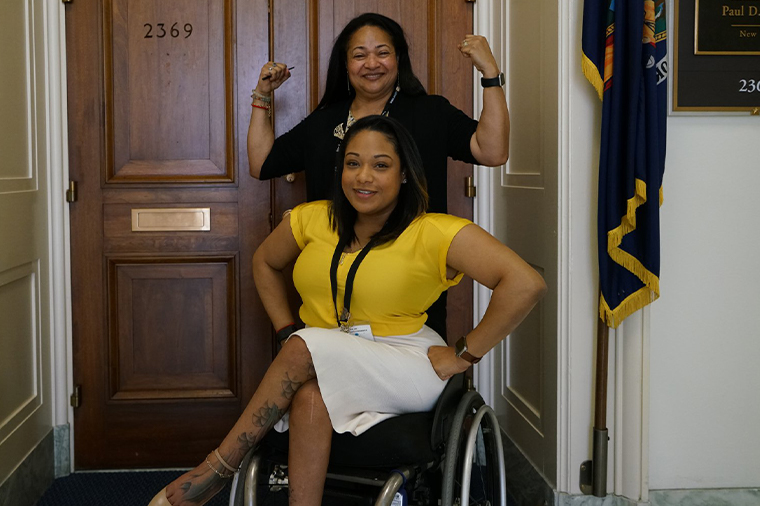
xmin=258 ymin=409 xmax=437 ymax=469
xmin=229 ymin=373 xmax=506 ymax=506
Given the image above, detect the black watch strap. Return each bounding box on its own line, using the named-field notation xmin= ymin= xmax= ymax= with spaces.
xmin=481 ymin=72 xmax=505 ymax=88
xmin=275 ymin=324 xmax=298 ymax=344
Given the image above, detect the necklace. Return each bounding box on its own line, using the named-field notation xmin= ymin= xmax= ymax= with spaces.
xmin=333 ymin=88 xmax=399 ymax=141
xmin=338 ymin=241 xmax=365 ymax=265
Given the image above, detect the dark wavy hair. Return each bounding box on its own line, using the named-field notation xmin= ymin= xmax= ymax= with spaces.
xmin=330 ymin=115 xmax=428 ymax=246
xmin=316 ymin=13 xmax=426 ymax=110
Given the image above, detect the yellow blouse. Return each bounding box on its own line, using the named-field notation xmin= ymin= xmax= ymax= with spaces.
xmin=290 ymin=201 xmax=472 ymax=336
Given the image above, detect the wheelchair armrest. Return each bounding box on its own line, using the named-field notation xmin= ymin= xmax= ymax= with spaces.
xmin=430 ymin=373 xmax=467 ymax=450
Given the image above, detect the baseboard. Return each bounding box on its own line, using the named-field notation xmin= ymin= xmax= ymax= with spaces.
xmin=501 ymin=428 xmax=760 ymax=506
xmin=649 ymin=488 xmax=760 ymax=506
xmin=554 ymin=493 xmax=646 ymax=506
xmin=54 ymin=424 xmax=71 ymax=478
xmin=501 ymin=429 xmax=555 ymax=506
xmin=0 ymin=429 xmax=55 ymax=506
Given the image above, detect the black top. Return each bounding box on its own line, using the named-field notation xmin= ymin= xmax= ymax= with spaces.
xmin=260 ymin=92 xmax=479 ymax=214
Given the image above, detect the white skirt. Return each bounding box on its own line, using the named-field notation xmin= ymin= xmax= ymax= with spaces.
xmin=273 ymin=325 xmax=448 ymax=436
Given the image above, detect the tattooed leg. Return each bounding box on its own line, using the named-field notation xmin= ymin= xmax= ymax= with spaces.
xmin=159 ymin=336 xmax=316 ymax=506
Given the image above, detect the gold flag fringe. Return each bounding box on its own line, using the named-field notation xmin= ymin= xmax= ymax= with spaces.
xmin=582 ymin=52 xmax=604 ymax=101
xmin=600 ymin=179 xmax=664 ymax=327
xmin=600 ymin=288 xmax=658 ymax=328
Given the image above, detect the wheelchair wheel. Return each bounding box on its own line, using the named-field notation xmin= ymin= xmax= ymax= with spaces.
xmin=441 ymin=391 xmax=505 ymax=506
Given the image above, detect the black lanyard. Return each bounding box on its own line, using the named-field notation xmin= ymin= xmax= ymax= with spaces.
xmin=330 ymin=236 xmax=376 ymax=331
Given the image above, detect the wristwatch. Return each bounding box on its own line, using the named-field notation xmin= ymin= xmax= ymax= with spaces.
xmin=454 ymin=335 xmax=482 ymax=364
xmin=481 ymin=72 xmax=505 ymax=88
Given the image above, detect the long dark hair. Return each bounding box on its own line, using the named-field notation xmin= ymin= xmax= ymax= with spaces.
xmin=317 ymin=13 xmax=426 ymax=110
xmin=330 ymin=115 xmax=428 ymax=246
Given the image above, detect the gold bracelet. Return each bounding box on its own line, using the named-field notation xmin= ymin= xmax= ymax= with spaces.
xmin=205 ymin=455 xmax=234 ymax=479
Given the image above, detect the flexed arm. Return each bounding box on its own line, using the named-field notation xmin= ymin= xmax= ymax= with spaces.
xmin=458 ymin=35 xmax=510 ymax=167
xmin=248 ymin=62 xmax=291 ymax=178
xmin=252 ymin=214 xmax=302 ymax=329
xmin=428 ymin=224 xmax=546 ymax=379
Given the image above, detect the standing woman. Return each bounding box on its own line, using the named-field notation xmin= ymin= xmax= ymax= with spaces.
xmin=248 ymin=12 xmax=509 ymax=215
xmin=248 ymin=12 xmax=509 ymax=336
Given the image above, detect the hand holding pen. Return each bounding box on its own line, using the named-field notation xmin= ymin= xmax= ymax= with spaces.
xmin=255 ymin=62 xmax=294 ymax=94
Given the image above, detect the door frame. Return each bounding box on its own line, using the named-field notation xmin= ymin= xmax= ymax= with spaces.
xmin=471 ymin=0 xmax=504 ymax=408
xmin=46 ymin=0 xmax=76 ymax=474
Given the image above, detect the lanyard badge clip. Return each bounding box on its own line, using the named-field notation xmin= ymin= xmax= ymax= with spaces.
xmin=339 ymin=308 xmax=351 ymax=332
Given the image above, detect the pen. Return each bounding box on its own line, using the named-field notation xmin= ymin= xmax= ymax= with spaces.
xmin=262 ymin=66 xmax=295 ymax=80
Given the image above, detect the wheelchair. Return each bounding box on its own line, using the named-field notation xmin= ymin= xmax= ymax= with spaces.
xmin=227 ymin=373 xmax=506 ymax=506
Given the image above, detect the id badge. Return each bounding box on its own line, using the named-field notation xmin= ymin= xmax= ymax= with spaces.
xmin=347 ymin=320 xmax=375 ymax=341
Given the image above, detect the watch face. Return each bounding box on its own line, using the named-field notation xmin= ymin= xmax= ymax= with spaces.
xmin=454 ymin=336 xmax=467 ymax=356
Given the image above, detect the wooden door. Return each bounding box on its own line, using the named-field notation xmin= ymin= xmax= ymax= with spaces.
xmin=67 ymin=0 xmax=273 ymax=468
xmin=67 ymin=0 xmax=474 ymax=469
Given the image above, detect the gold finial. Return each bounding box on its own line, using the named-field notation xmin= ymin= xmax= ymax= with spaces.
xmin=752 ymin=108 xmax=759 ymax=116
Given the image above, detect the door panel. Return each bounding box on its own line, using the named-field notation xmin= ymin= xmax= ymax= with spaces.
xmin=0 ymin=0 xmax=56 ymax=484
xmin=68 ymin=0 xmax=272 ymax=468
xmin=489 ymin=0 xmax=558 ymax=481
xmin=106 ymin=0 xmax=234 ymax=182
xmin=107 ymin=258 xmax=236 ymax=400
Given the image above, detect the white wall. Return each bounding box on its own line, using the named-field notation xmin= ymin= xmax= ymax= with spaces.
xmin=563 ymin=0 xmax=760 ymax=495
xmin=649 ymin=116 xmax=760 ymax=489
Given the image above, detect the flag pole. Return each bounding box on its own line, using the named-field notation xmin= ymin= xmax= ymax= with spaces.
xmin=592 ymin=288 xmax=609 ymax=497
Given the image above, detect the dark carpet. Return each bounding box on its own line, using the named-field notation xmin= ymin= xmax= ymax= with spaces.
xmin=35 ymin=471 xmax=235 ymax=506
xmin=35 ymin=470 xmax=514 ymax=505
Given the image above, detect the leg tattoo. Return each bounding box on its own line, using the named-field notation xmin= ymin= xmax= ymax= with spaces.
xmin=252 ymin=400 xmax=285 ymax=429
xmin=281 ymin=372 xmax=303 ymax=400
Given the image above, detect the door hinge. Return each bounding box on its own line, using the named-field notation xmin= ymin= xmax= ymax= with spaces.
xmin=62 ymin=0 xmax=73 ymax=4
xmin=66 ymin=181 xmax=77 ymax=203
xmin=70 ymin=385 xmax=82 ymax=408
xmin=465 ymin=0 xmax=476 ymax=3
xmin=465 ymin=175 xmax=477 ymax=198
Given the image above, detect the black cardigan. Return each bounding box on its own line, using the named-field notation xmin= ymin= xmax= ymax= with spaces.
xmin=260 ymin=92 xmax=479 ymax=214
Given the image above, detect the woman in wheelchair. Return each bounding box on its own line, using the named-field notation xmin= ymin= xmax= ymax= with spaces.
xmin=148 ymin=115 xmax=546 ymax=506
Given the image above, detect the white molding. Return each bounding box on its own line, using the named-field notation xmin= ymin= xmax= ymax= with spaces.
xmin=612 ymin=309 xmax=651 ymax=501
xmin=641 ymin=307 xmax=650 ymax=502
xmin=43 ymin=0 xmax=73 ymax=467
xmin=471 ymin=0 xmax=500 ymax=406
xmin=557 ymin=0 xmax=573 ymax=494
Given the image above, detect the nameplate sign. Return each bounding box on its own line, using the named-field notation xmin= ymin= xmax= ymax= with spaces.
xmin=674 ymin=0 xmax=760 ymax=112
xmin=696 ymin=0 xmax=760 ymax=54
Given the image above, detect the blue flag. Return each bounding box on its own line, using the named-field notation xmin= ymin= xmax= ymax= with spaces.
xmin=583 ymin=0 xmax=667 ymax=328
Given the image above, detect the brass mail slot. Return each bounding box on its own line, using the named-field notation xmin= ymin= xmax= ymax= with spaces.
xmin=131 ymin=208 xmax=211 ymax=232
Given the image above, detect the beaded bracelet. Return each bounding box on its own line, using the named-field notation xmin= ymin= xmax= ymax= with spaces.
xmin=251 ymin=89 xmax=271 ymax=103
